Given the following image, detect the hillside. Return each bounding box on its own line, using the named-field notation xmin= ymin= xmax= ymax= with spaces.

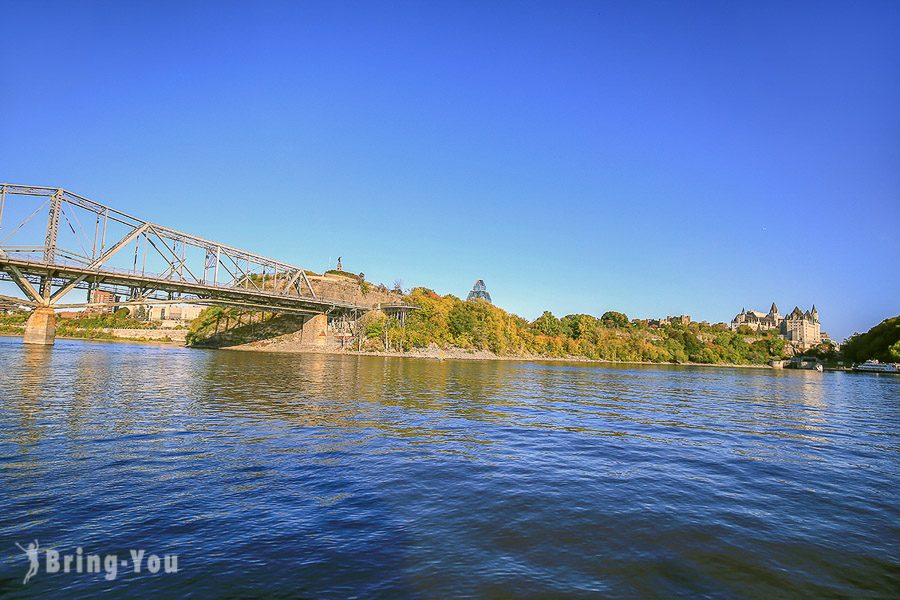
xmin=388 ymin=288 xmax=787 ymax=364
xmin=187 ymin=286 xmax=793 ymax=365
xmin=840 ymin=316 xmax=900 ymax=363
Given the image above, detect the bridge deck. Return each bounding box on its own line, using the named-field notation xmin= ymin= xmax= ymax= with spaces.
xmin=0 ymin=256 xmax=368 ymax=314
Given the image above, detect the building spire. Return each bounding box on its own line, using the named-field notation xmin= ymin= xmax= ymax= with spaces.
xmin=467 ymin=280 xmax=492 ymax=303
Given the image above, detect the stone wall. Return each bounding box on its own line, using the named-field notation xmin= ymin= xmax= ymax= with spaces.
xmin=305 ymin=273 xmax=401 ymax=307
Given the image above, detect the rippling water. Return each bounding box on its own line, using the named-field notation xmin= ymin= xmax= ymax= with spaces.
xmin=0 ymin=337 xmax=897 ymax=597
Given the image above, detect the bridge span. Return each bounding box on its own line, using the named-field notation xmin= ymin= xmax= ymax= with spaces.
xmin=0 ymin=184 xmax=408 ymax=345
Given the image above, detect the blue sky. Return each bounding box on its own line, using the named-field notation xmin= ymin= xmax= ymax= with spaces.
xmin=1 ymin=1 xmax=898 ymax=339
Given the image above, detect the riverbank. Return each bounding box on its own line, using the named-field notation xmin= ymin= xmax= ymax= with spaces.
xmin=0 ymin=330 xmax=186 ymax=345
xmin=0 ymin=329 xmax=781 ymax=368
xmin=1 ymin=313 xmax=188 ymax=345
xmin=222 ymin=339 xmax=777 ymax=369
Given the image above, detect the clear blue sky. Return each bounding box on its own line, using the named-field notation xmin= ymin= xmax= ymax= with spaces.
xmin=1 ymin=1 xmax=898 ymax=340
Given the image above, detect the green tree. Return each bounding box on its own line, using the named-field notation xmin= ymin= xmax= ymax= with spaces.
xmin=361 ymin=311 xmax=386 ymax=341
xmin=560 ymin=314 xmax=600 ymax=339
xmin=531 ymin=311 xmax=561 ymax=336
xmin=448 ymin=302 xmax=477 ymax=338
xmin=840 ymin=316 xmax=900 ymax=362
xmin=890 ymin=339 xmax=900 ymax=362
xmin=600 ymin=311 xmax=629 ymax=328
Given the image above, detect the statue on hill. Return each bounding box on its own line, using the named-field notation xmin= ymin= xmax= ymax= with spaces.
xmin=336 ymin=256 xmax=342 ymax=271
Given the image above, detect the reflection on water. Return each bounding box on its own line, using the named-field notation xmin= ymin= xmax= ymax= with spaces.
xmin=0 ymin=337 xmax=898 ymax=597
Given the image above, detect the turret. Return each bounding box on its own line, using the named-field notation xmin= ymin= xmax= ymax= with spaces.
xmin=769 ymin=302 xmax=779 ymax=315
xmin=811 ymin=304 xmax=819 ymax=322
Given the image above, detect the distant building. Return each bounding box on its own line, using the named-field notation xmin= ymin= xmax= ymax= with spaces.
xmin=147 ymin=303 xmax=205 ymax=327
xmin=730 ymin=302 xmax=822 ymax=349
xmin=652 ymin=314 xmax=691 ymax=326
xmin=87 ymin=289 xmax=119 ymax=313
xmin=467 ymin=280 xmax=492 ymax=303
xmin=782 ymin=305 xmax=821 ymax=348
xmin=731 ymin=303 xmax=782 ymax=332
xmin=0 ymin=297 xmax=25 ymax=314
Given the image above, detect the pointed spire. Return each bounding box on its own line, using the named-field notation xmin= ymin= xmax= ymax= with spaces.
xmin=769 ymin=302 xmax=778 ymax=315
xmin=467 ymin=280 xmax=492 ymax=303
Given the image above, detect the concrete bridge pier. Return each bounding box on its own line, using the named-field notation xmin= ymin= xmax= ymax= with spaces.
xmin=300 ymin=313 xmax=328 ymax=346
xmin=24 ymin=307 xmax=57 ymax=345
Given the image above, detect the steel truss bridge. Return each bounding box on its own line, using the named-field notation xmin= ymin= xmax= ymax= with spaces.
xmin=0 ymin=184 xmax=378 ymax=320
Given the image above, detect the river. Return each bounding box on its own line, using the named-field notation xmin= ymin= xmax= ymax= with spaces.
xmin=0 ymin=337 xmax=897 ymax=597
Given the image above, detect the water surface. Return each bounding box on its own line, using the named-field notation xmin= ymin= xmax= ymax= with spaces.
xmin=0 ymin=338 xmax=897 ymax=597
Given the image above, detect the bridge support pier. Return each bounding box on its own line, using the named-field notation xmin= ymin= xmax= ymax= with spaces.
xmin=24 ymin=306 xmax=57 ymax=346
xmin=301 ymin=313 xmax=328 ymax=346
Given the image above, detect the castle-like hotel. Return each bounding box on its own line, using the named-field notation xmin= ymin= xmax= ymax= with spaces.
xmin=730 ymin=303 xmax=825 ymax=348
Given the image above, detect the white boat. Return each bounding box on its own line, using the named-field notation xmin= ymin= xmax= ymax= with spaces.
xmin=853 ymin=360 xmax=899 ymax=373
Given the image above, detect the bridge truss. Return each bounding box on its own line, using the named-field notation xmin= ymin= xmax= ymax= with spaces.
xmin=0 ymin=184 xmax=368 ymax=315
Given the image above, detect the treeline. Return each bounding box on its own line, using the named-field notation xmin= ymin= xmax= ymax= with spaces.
xmin=0 ymin=311 xmax=28 ymax=334
xmin=0 ymin=309 xmax=164 ymax=341
xmin=840 ymin=316 xmax=900 ymax=363
xmin=0 ymin=309 xmax=154 ymax=332
xmin=369 ymin=288 xmax=787 ymax=365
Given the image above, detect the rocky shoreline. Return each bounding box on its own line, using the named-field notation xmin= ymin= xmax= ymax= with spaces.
xmin=222 ymin=340 xmax=775 ymax=369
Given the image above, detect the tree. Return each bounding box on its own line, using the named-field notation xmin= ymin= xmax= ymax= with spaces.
xmin=531 ymin=311 xmax=561 ymax=336
xmin=448 ymin=302 xmax=477 ymax=338
xmin=560 ymin=314 xmax=600 ymax=339
xmin=890 ymin=339 xmax=900 ymax=362
xmin=360 ymin=310 xmax=386 ymax=345
xmin=840 ymin=316 xmax=900 ymax=363
xmin=600 ymin=311 xmax=629 ymax=328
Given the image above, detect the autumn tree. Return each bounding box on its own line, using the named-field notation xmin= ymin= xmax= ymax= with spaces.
xmin=600 ymin=311 xmax=629 ymax=328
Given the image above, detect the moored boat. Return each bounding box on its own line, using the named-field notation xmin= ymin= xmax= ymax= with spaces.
xmin=853 ymin=360 xmax=899 ymax=373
